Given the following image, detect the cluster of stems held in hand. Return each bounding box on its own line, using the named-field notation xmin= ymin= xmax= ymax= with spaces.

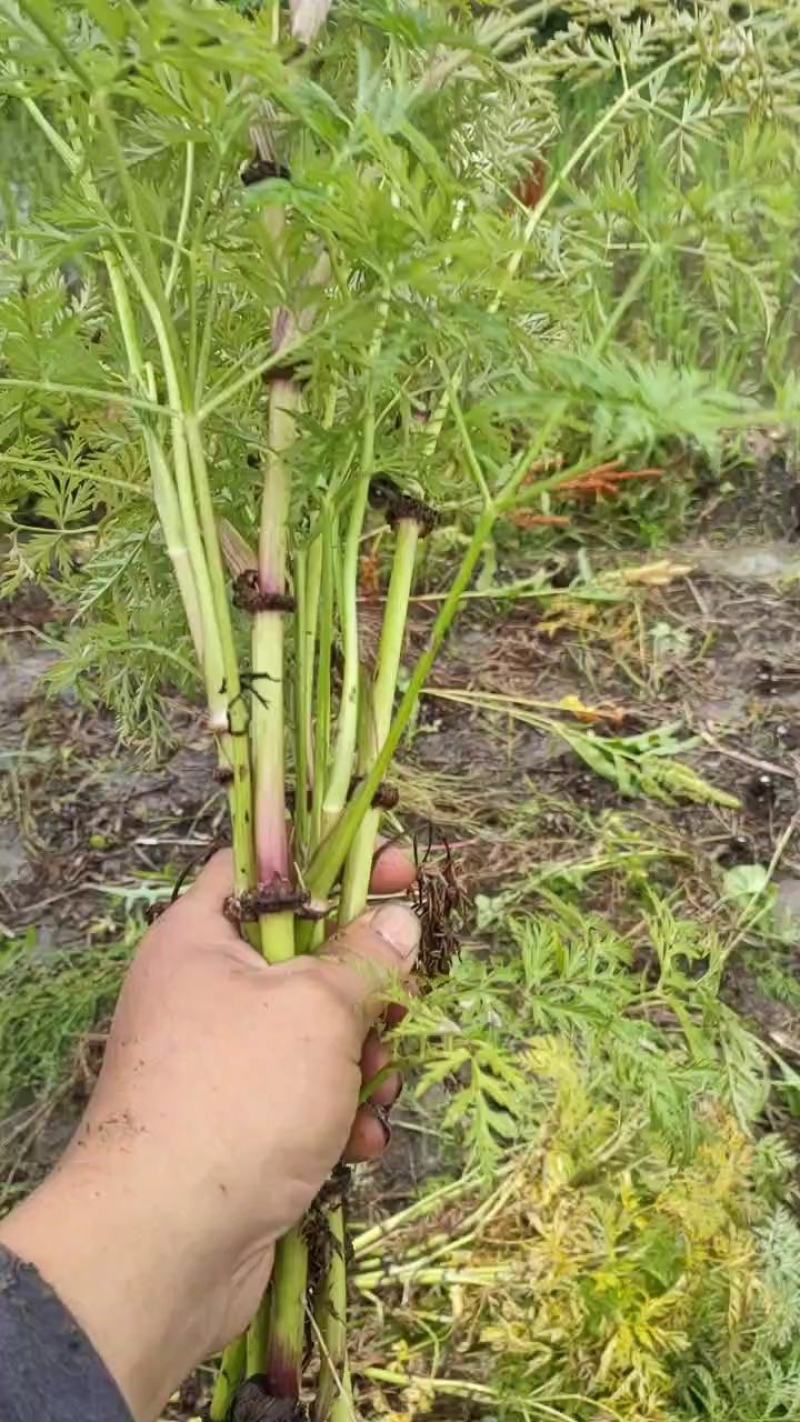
xmin=201 ymin=262 xmax=446 ymax=1415
xmin=30 ymin=95 xmax=577 ymax=1422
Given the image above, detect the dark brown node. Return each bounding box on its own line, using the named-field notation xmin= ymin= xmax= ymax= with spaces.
xmin=240 ymin=157 xmax=291 ymax=187
xmin=263 ymin=358 xmax=310 ymax=387
xmin=224 ymin=881 xmax=310 ymax=924
xmin=373 ymin=782 xmax=399 ymax=810
xmin=230 ymin=1378 xmax=306 ymax=1422
xmin=144 ymin=902 xmax=168 ymax=925
xmin=232 ymin=570 xmax=297 ymax=614
xmin=386 ymin=492 xmax=438 ymax=537
xmin=347 ymin=776 xmax=399 ymax=810
xmin=214 ymin=766 xmax=235 ymax=787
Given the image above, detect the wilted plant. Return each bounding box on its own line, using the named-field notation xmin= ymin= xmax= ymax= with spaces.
xmin=2 ymin=0 xmax=800 ymax=1415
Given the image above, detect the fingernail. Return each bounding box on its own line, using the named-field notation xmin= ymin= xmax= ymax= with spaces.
xmin=372 ymin=902 xmax=420 ymax=965
xmin=369 ymin=1102 xmax=392 ymax=1146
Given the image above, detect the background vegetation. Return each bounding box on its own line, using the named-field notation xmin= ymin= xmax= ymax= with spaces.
xmin=2 ymin=2 xmax=800 ymax=1419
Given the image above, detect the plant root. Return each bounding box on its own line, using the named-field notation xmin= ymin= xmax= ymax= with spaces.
xmin=411 ymin=835 xmax=467 ymax=979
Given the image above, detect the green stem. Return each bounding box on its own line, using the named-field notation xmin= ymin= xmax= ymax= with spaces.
xmin=264 ymin=1227 xmax=309 ymax=1398
xmin=314 ymin=521 xmax=419 ymax=1422
xmin=102 ymin=248 xmax=208 ymax=669
xmin=210 ymin=1335 xmax=246 ymax=1422
xmin=293 ymin=546 xmax=310 ymax=858
xmin=303 ymin=533 xmax=323 ymax=805
xmin=165 ymin=139 xmax=195 ymax=301
xmin=252 ymin=378 xmax=298 ymax=964
xmin=311 ymin=512 xmax=334 ymax=849
xmin=320 ymin=306 xmax=384 ymax=836
xmin=185 ymin=416 xmax=256 ymax=895
xmin=20 ymin=94 xmax=254 ymax=892
xmin=313 ymin=1201 xmax=348 ymax=1422
xmin=306 ymin=417 xmax=565 ymax=901
xmin=23 ymin=97 xmax=212 ymax=680
xmin=307 ymin=506 xmax=491 ymax=900
xmin=338 ymin=518 xmax=419 ymax=922
xmin=246 ymin=1291 xmax=270 ymax=1378
xmin=322 ymin=475 xmax=370 ymax=832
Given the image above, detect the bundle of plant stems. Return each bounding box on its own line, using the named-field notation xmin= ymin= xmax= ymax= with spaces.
xmin=3 ymin=0 xmax=800 ymax=1416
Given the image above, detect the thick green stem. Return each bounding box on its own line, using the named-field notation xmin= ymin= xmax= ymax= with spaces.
xmin=264 ymin=1226 xmax=309 ymax=1398
xmin=210 ymin=1335 xmax=246 ymax=1422
xmin=246 ymin=1290 xmax=270 ymax=1378
xmin=254 ymin=326 xmax=307 ymax=1379
xmin=313 ymin=1203 xmax=348 ymax=1422
xmin=251 ymin=378 xmax=298 ymax=964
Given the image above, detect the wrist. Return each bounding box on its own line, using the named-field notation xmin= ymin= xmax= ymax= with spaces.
xmin=0 ymin=1142 xmax=223 ymax=1421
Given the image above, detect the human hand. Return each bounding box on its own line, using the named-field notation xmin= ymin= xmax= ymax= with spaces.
xmin=0 ymin=845 xmax=418 ymax=1421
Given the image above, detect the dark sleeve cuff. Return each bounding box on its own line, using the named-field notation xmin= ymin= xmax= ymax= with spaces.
xmin=0 ymin=1244 xmax=133 ymax=1422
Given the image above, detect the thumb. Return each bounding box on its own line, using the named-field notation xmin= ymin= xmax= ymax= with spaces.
xmin=314 ymin=902 xmax=420 ymax=1028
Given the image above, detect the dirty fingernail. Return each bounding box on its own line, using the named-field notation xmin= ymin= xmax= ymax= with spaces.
xmin=372 ymin=902 xmax=420 ymax=965
xmin=369 ymin=1102 xmax=392 ymax=1146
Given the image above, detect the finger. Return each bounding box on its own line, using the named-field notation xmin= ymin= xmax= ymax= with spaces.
xmin=343 ymin=1103 xmax=391 ymax=1162
xmin=184 ymin=848 xmax=234 ymax=908
xmin=360 ymin=1030 xmax=402 ymax=1107
xmin=316 ymin=903 xmax=420 ymax=1028
xmin=369 ymin=841 xmax=415 ymax=897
